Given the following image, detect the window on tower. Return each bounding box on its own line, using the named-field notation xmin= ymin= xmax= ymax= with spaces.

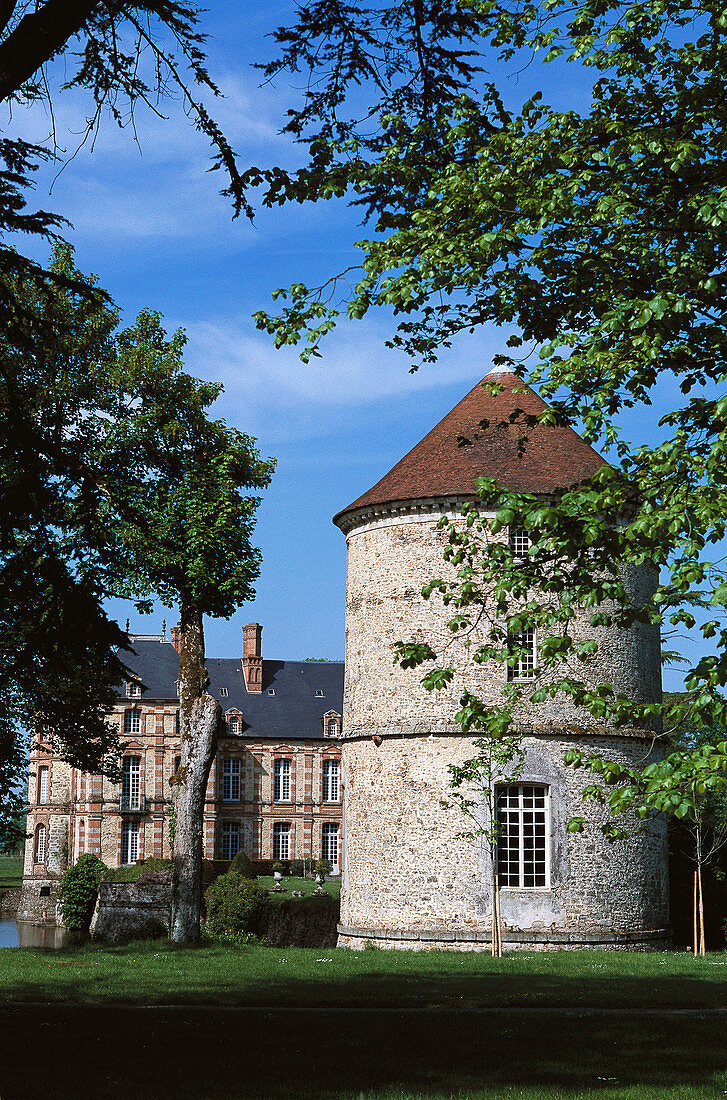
xmin=496 ymin=784 xmax=549 ymax=888
xmin=506 ymin=626 xmax=536 ymax=682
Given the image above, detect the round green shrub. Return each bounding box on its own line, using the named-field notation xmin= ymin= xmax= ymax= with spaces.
xmin=229 ymin=850 xmax=256 ymax=879
xmin=58 ymin=853 xmax=107 ymax=930
xmin=315 ymin=859 xmax=332 ymax=881
xmin=204 ymin=871 xmax=269 ymax=936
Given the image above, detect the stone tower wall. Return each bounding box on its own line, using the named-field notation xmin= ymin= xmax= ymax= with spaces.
xmin=338 ymin=500 xmax=668 ymax=950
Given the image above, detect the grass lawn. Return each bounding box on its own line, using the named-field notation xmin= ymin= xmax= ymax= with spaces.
xmin=0 ymin=855 xmax=22 ymax=889
xmin=1 ymin=947 xmax=726 ymax=1098
xmin=258 ymin=874 xmax=341 ymax=902
xmin=1 ymin=942 xmax=725 ymax=1009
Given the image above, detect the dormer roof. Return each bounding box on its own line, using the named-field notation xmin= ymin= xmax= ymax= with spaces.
xmin=333 ymin=366 xmax=604 ymax=525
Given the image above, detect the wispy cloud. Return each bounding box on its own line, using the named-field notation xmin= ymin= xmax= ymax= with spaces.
xmin=184 ymin=314 xmax=503 ymax=441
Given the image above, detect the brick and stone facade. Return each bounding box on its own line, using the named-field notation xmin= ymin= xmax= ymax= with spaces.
xmin=333 ymin=367 xmax=669 ymax=951
xmin=20 ymin=627 xmax=343 ymax=922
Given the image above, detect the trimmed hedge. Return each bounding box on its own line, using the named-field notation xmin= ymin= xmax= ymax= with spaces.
xmin=104 ymin=858 xmax=172 ymax=884
xmin=204 ymin=872 xmax=269 ymax=936
xmin=229 ymin=851 xmax=256 ymax=879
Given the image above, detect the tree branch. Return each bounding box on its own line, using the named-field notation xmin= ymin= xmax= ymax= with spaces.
xmin=0 ymin=0 xmax=97 ymax=102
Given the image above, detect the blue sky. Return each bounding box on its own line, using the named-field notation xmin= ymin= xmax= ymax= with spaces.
xmin=7 ymin=3 xmax=697 ymax=687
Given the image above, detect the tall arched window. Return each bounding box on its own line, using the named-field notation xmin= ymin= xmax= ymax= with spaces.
xmin=35 ymin=823 xmax=47 ymax=864
xmin=273 ymin=759 xmax=291 ymax=801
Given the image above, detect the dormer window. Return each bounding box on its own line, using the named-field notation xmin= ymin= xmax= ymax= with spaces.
xmin=228 ymin=714 xmax=241 ymax=734
xmin=326 ymin=719 xmax=338 ymax=737
xmin=315 ymin=689 xmax=325 ymax=698
xmin=268 ymin=688 xmax=275 ymax=696
xmin=126 ymin=681 xmax=141 ymax=698
xmin=220 ymin=687 xmax=229 ymax=698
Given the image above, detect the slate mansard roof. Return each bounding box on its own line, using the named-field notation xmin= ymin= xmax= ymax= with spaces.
xmin=119 ymin=637 xmax=344 ymax=741
xmin=334 ymin=366 xmax=605 ymax=525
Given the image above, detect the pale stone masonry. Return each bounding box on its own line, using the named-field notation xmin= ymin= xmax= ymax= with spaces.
xmin=333 ymin=367 xmax=669 ymax=950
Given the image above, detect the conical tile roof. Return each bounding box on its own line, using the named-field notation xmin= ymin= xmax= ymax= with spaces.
xmin=334 ymin=367 xmax=605 ymax=526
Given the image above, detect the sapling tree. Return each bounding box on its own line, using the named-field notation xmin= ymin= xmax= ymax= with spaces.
xmin=566 ymin=734 xmax=727 ymax=955
xmin=447 ymin=712 xmax=524 ymax=957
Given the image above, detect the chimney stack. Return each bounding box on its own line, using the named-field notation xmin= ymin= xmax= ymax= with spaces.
xmin=242 ymin=622 xmax=263 ymax=692
xmin=170 ymin=623 xmax=182 ymax=654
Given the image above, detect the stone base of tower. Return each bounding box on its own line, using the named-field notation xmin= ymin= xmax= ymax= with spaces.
xmin=338 ymin=732 xmax=670 ymax=954
xmin=337 ymin=924 xmax=671 ymax=952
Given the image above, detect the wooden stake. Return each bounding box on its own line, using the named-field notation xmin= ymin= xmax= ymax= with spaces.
xmin=698 ymin=864 xmax=706 ymax=957
xmin=693 ymin=870 xmax=698 ymax=957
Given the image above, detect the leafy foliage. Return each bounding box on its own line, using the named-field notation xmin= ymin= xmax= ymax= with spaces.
xmin=254 ymin=0 xmax=727 ymax=793
xmin=58 ymin=853 xmax=107 ymax=930
xmin=229 ymin=850 xmax=257 ymax=879
xmin=204 ymin=871 xmax=269 ymax=936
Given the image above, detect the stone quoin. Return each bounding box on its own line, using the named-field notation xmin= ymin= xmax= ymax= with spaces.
xmin=333 ymin=366 xmax=669 ymax=951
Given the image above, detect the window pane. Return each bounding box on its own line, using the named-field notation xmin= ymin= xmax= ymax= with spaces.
xmin=38 ymin=766 xmax=49 ymax=804
xmin=273 ymin=822 xmax=290 ymax=860
xmin=274 ymin=759 xmax=291 ymax=801
xmin=222 ymin=758 xmax=241 ymax=801
xmin=322 ymin=760 xmax=339 ymax=802
xmin=221 ymin=822 xmax=240 ymax=861
xmin=496 ymin=784 xmax=548 ymax=888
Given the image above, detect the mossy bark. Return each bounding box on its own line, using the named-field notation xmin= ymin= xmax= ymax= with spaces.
xmin=170 ymin=602 xmax=221 ymax=945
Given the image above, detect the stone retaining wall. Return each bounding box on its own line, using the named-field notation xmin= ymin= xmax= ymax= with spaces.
xmin=90 ymin=881 xmax=171 ymax=944
xmin=0 ymin=888 xmax=21 ymax=918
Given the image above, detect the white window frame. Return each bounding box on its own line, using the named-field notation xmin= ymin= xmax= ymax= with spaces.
xmin=121 ymin=756 xmax=141 ymax=810
xmin=228 ymin=714 xmax=241 ymax=734
xmin=322 ymin=822 xmax=340 ymax=872
xmin=123 ymin=708 xmax=141 ymax=735
xmin=495 ymin=783 xmax=550 ymax=889
xmin=322 ymin=759 xmax=339 ymax=803
xmin=121 ymin=820 xmax=139 ymax=865
xmin=35 ymin=822 xmax=47 ymax=864
xmin=326 ymin=718 xmax=338 ymax=737
xmin=506 ymin=627 xmax=537 ymax=682
xmin=37 ymin=765 xmax=49 ymax=805
xmin=127 ymin=681 xmax=141 ymax=698
xmin=273 ymin=822 xmax=291 ymax=860
xmin=273 ymin=758 xmax=291 ymax=802
xmin=509 ymin=526 xmax=532 ymax=557
xmin=222 ymin=758 xmax=241 ymax=801
xmin=221 ymin=821 xmax=240 ymax=861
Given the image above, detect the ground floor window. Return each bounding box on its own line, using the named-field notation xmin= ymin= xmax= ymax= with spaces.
xmin=322 ymin=822 xmax=339 ymax=872
xmin=273 ymin=822 xmax=291 ymax=861
xmin=221 ymin=821 xmax=240 ymax=861
xmin=496 ymin=784 xmax=549 ymax=888
xmin=121 ymin=820 xmax=139 ymax=865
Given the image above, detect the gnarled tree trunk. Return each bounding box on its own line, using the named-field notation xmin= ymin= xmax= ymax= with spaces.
xmin=170 ymin=601 xmax=221 ymax=945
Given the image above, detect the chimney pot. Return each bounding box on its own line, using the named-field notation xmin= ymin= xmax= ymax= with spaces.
xmin=170 ymin=624 xmax=182 ymax=654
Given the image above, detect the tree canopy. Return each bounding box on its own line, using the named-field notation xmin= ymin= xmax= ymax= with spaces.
xmin=0 ymin=3 xmax=254 ymax=809
xmin=253 ymin=1 xmax=727 ymax=753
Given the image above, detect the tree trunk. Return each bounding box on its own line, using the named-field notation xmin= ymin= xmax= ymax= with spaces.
xmin=170 ymin=601 xmax=221 ymax=945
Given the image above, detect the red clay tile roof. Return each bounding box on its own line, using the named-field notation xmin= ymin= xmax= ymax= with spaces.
xmin=334 ymin=368 xmax=605 ymax=525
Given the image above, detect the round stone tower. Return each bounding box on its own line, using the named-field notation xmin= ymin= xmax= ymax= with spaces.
xmin=333 ymin=367 xmax=669 ymax=951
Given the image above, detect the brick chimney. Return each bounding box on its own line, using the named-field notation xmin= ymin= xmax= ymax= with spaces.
xmin=242 ymin=622 xmax=263 ymax=692
xmin=170 ymin=623 xmax=182 ymax=654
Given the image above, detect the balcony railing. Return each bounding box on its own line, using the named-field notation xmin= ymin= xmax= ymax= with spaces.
xmin=119 ymin=794 xmax=147 ymax=813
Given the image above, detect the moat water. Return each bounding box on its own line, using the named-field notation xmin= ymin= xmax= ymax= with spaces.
xmin=0 ymin=919 xmax=88 ymax=949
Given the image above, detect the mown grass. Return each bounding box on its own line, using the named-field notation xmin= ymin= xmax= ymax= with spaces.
xmin=0 ymin=1001 xmax=726 ymax=1099
xmin=0 ymin=855 xmax=23 ymax=890
xmin=258 ymin=874 xmax=341 ymax=902
xmin=1 ymin=942 xmax=726 ymax=1009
